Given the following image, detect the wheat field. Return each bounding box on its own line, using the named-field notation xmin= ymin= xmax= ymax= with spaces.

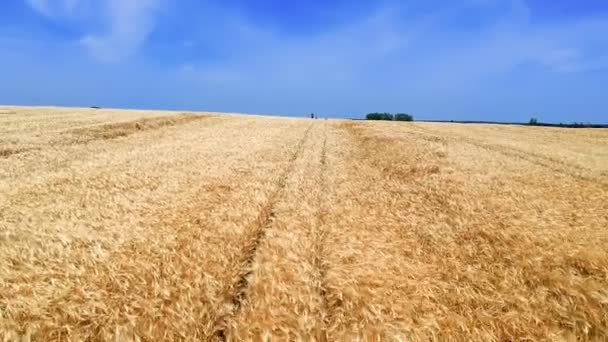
xmin=1 ymin=106 xmax=607 ymax=341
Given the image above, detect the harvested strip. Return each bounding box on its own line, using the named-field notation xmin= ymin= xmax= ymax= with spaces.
xmin=0 ymin=147 xmax=31 ymax=158
xmin=0 ymin=107 xmax=204 ymax=141
xmin=67 ymin=113 xmax=209 ymax=142
xmin=0 ymin=116 xmax=225 ymax=186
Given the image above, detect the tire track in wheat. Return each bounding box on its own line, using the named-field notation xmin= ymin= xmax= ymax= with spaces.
xmin=312 ymin=122 xmax=330 ymax=339
xmin=214 ymin=123 xmax=314 ymax=341
xmin=410 ymin=124 xmax=608 ymax=187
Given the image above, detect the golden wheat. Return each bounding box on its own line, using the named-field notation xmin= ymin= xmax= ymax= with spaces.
xmin=1 ymin=107 xmax=607 ymax=341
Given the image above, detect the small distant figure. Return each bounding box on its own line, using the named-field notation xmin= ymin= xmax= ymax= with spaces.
xmin=310 ymin=113 xmax=314 ymax=119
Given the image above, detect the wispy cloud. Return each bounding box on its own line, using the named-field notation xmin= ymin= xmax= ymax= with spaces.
xmin=178 ymin=6 xmax=422 ymax=84
xmin=80 ymin=0 xmax=162 ymax=63
xmin=183 ymin=0 xmax=608 ymax=86
xmin=25 ymin=0 xmax=81 ymax=17
xmin=25 ymin=0 xmax=163 ymax=63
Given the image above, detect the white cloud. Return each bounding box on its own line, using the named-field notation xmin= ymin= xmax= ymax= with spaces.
xmin=25 ymin=0 xmax=81 ymax=17
xmin=25 ymin=0 xmax=51 ymax=16
xmin=80 ymin=0 xmax=162 ymax=63
xmin=25 ymin=0 xmax=162 ymax=63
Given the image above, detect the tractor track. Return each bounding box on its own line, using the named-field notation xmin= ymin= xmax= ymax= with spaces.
xmin=312 ymin=122 xmax=331 ymax=340
xmin=410 ymin=124 xmax=608 ymax=187
xmin=213 ymin=123 xmax=314 ymax=341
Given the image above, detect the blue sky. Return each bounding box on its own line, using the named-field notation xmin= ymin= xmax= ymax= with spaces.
xmin=1 ymin=0 xmax=607 ymax=122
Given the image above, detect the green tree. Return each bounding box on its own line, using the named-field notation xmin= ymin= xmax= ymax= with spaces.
xmin=366 ymin=112 xmax=394 ymax=120
xmin=394 ymin=113 xmax=414 ymax=121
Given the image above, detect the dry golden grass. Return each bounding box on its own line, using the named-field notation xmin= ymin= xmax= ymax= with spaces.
xmin=1 ymin=106 xmax=607 ymax=341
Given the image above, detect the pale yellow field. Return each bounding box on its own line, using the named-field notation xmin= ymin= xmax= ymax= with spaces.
xmin=1 ymin=106 xmax=607 ymax=341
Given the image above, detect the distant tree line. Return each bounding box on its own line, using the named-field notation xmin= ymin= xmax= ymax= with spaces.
xmin=528 ymin=117 xmax=606 ymax=128
xmin=366 ymin=112 xmax=414 ymax=121
xmin=357 ymin=113 xmax=605 ymax=128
